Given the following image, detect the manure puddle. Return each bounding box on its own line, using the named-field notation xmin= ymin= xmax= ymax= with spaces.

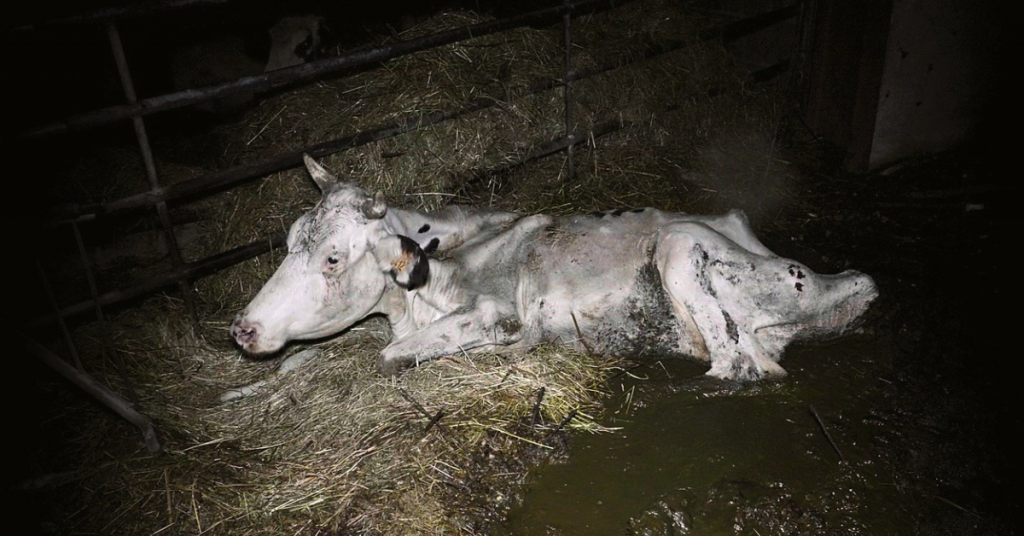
xmin=499 ymin=334 xmax=913 ymax=535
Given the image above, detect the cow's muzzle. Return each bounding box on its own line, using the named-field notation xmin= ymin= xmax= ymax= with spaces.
xmin=230 ymin=315 xmax=261 ymax=350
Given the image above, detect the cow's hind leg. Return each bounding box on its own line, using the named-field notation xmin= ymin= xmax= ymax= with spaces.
xmin=704 ymin=209 xmax=775 ymax=257
xmin=655 ymin=222 xmax=877 ymax=381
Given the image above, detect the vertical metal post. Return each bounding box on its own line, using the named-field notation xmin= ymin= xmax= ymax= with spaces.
xmin=562 ymin=0 xmax=576 ymax=182
xmin=23 ymin=334 xmax=161 ymax=453
xmin=106 ymin=21 xmax=198 ymax=323
xmin=35 ymin=258 xmax=85 ymax=372
xmin=71 ymin=222 xmax=139 ymax=404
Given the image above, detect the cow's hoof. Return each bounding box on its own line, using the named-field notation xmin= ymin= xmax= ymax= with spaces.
xmin=377 ymin=356 xmax=414 ymax=377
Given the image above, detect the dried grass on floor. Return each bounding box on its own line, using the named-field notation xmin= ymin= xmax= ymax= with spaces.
xmin=59 ymin=307 xmax=619 ymax=535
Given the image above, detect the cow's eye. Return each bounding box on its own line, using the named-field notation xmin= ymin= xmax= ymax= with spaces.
xmin=327 ymin=255 xmax=340 ymax=266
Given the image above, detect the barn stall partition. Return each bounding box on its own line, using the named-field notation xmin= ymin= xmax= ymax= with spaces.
xmin=9 ymin=0 xmax=802 ymax=533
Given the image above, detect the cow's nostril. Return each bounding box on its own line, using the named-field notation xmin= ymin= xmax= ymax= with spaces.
xmin=230 ymin=318 xmax=259 ymax=345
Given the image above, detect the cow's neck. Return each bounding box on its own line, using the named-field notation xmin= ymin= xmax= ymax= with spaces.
xmin=379 ymin=208 xmax=441 ymax=254
xmin=381 ymin=205 xmax=520 ymax=256
xmin=380 ymin=279 xmax=416 ymax=339
xmin=384 ymin=258 xmax=465 ymax=339
xmin=382 ymin=208 xmax=445 ymax=235
xmin=380 ymin=208 xmax=421 ymax=235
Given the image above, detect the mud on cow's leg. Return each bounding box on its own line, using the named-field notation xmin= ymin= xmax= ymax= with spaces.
xmin=655 ymin=222 xmax=877 ymax=381
xmin=655 ymin=222 xmax=779 ymax=380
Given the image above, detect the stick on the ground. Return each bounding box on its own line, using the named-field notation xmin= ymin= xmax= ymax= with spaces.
xmin=531 ymin=387 xmax=546 ymax=428
xmin=424 ymin=407 xmax=447 ymax=434
xmin=809 ymin=404 xmax=846 ymax=462
xmin=544 ymin=409 xmax=578 ymax=442
xmin=399 ymin=388 xmax=450 ymax=436
xmin=570 ymin=312 xmax=595 ymax=355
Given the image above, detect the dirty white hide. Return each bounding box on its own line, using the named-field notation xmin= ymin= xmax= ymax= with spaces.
xmin=170 ymin=15 xmax=323 ymax=113
xmin=230 ymin=155 xmax=878 ymax=382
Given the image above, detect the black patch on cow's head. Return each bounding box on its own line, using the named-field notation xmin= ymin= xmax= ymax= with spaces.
xmin=795 ymin=282 xmax=804 ymax=292
xmin=394 ymin=235 xmax=430 ymax=290
xmin=423 ymin=237 xmax=440 ymax=255
xmin=418 ymin=224 xmax=431 ymax=233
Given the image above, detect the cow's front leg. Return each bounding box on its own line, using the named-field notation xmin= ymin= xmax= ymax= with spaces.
xmin=378 ymin=298 xmax=523 ymax=375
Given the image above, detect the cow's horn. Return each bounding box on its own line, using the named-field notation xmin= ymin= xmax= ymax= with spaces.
xmin=362 ymin=191 xmax=387 ymax=220
xmin=303 ymin=154 xmax=336 ymax=191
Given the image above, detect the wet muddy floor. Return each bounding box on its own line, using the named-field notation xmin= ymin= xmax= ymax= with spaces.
xmin=501 ymin=341 xmax=904 ymax=535
xmin=493 ymin=145 xmax=1015 ymax=536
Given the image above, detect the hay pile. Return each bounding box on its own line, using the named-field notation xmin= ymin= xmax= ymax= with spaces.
xmin=26 ymin=1 xmax=799 ymax=534
xmin=58 ymin=310 xmax=615 ymax=535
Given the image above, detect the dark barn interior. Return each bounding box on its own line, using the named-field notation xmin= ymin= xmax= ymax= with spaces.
xmin=3 ymin=0 xmax=1013 ymax=534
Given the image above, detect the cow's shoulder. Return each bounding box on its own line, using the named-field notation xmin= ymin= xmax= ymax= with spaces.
xmin=444 ymin=213 xmax=552 ymax=269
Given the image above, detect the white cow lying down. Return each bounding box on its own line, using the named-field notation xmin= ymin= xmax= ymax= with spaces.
xmin=230 ymin=155 xmax=878 ymax=381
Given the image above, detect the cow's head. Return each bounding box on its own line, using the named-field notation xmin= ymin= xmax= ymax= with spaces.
xmin=265 ymin=15 xmax=324 ymax=72
xmin=230 ymin=154 xmax=427 ymax=355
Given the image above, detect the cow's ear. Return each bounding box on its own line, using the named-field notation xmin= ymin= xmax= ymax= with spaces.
xmin=361 ymin=191 xmax=387 ymax=220
xmin=303 ymin=153 xmax=336 ymax=192
xmin=374 ymin=235 xmax=429 ymax=290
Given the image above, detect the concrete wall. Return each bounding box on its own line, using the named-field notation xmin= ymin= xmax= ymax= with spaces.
xmin=869 ymin=0 xmax=1001 ymax=169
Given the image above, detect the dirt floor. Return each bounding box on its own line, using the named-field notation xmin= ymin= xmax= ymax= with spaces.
xmin=813 ymin=143 xmax=1016 ymax=536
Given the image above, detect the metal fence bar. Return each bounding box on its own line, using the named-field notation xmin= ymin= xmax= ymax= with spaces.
xmin=71 ymin=221 xmax=139 ymax=404
xmin=699 ymin=3 xmax=800 ymax=42
xmin=27 ymin=234 xmax=286 ymax=329
xmin=44 ymin=63 xmax=608 ymax=224
xmin=46 ymin=19 xmax=657 ymax=223
xmin=40 ymin=2 xmax=801 ymax=226
xmin=24 ymin=0 xmax=629 ymax=139
xmin=35 ymin=258 xmax=85 ymax=372
xmin=22 ymin=333 xmax=161 ymax=453
xmin=106 ymin=21 xmax=198 ymax=322
xmin=562 ymin=0 xmax=577 ymax=182
xmin=6 ymin=0 xmax=229 ymax=32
